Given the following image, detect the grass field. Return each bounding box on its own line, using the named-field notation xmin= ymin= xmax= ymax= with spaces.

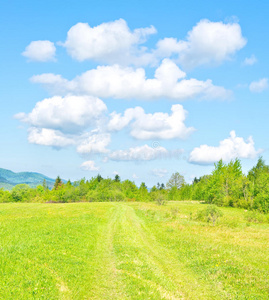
xmin=0 ymin=201 xmax=268 ymax=299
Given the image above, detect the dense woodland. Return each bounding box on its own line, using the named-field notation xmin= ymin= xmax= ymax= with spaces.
xmin=1 ymin=157 xmax=269 ymax=213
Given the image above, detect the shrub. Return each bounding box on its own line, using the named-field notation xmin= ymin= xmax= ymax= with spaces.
xmin=196 ymin=205 xmax=223 ymax=225
xmin=245 ymin=211 xmax=269 ymax=224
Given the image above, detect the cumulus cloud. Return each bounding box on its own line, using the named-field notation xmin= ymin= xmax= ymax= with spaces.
xmin=31 ymin=59 xmax=230 ymax=100
xmin=27 ymin=127 xmax=75 ymax=147
xmin=249 ymin=78 xmax=268 ymax=93
xmin=189 ymin=131 xmax=261 ymax=165
xmin=61 ymin=19 xmax=156 ymax=65
xmin=108 ymin=144 xmax=169 ymax=161
xmin=77 ymin=133 xmax=111 ymax=154
xmin=15 ymin=95 xmax=107 ymax=133
xmin=151 ymin=168 xmax=168 ymax=178
xmin=243 ymin=54 xmax=257 ymax=66
xmin=60 ymin=18 xmax=246 ymax=69
xmin=80 ymin=161 xmax=100 ymax=171
xmin=108 ymin=104 xmax=195 ymax=139
xmin=22 ymin=40 xmax=56 ymax=62
xmin=156 ymin=19 xmax=246 ymax=69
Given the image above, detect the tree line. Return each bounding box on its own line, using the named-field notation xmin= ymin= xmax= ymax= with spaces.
xmin=0 ymin=157 xmax=268 ymax=213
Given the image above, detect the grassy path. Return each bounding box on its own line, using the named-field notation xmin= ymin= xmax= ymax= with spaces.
xmin=0 ymin=202 xmax=268 ymax=299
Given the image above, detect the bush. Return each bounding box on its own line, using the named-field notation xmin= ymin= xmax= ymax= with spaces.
xmin=151 ymin=191 xmax=166 ymax=205
xmin=196 ymin=205 xmax=223 ymax=225
xmin=245 ymin=211 xmax=269 ymax=224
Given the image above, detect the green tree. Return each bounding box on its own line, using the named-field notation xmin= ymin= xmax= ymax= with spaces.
xmin=11 ymin=184 xmax=32 ymax=202
xmin=96 ymin=174 xmax=103 ymax=182
xmin=42 ymin=179 xmax=48 ymax=190
xmin=54 ymin=176 xmax=63 ymax=190
xmin=166 ymin=172 xmax=185 ymax=190
xmin=114 ymin=174 xmax=121 ymax=182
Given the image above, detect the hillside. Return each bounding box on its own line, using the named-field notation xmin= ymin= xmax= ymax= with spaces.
xmin=0 ymin=168 xmax=56 ymax=190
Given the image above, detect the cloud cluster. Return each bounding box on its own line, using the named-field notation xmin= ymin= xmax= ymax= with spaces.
xmin=22 ymin=40 xmax=56 ymax=62
xmin=61 ymin=19 xmax=156 ymax=65
xmin=77 ymin=133 xmax=111 ymax=154
xmin=15 ymin=95 xmax=107 ymax=133
xmin=108 ymin=104 xmax=195 ymax=139
xmin=189 ymin=131 xmax=261 ymax=165
xmin=175 ymin=19 xmax=247 ymax=69
xmin=19 ymin=18 xmax=258 ymax=173
xmin=108 ymin=145 xmax=184 ymax=161
xmin=15 ymin=95 xmax=109 ymax=152
xmin=108 ymin=144 xmax=168 ymax=161
xmin=31 ymin=59 xmax=230 ymax=100
xmin=60 ymin=18 xmax=246 ymax=69
xmin=27 ymin=128 xmax=75 ymax=147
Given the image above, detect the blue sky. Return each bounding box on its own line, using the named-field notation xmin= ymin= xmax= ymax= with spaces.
xmin=1 ymin=0 xmax=268 ymax=186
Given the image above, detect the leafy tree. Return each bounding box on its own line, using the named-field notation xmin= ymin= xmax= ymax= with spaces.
xmin=0 ymin=189 xmax=12 ymax=203
xmin=11 ymin=184 xmax=32 ymax=202
xmin=54 ymin=176 xmax=63 ymax=190
xmin=96 ymin=174 xmax=103 ymax=182
xmin=151 ymin=185 xmax=158 ymax=192
xmin=166 ymin=172 xmax=185 ymax=190
xmin=66 ymin=179 xmax=72 ymax=187
xmin=114 ymin=174 xmax=121 ymax=182
xmin=42 ymin=179 xmax=48 ymax=190
xmin=168 ymin=186 xmax=180 ymax=200
xmin=138 ymin=182 xmax=149 ymax=201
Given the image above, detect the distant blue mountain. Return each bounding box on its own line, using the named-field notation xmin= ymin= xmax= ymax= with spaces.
xmin=0 ymin=168 xmax=56 ymax=190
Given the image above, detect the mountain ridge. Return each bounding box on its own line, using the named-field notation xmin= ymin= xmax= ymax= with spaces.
xmin=0 ymin=168 xmax=57 ymax=190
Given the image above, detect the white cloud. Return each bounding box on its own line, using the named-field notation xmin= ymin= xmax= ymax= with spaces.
xmin=27 ymin=127 xmax=75 ymax=147
xmin=61 ymin=19 xmax=156 ymax=65
xmin=60 ymin=18 xmax=246 ymax=69
xmin=132 ymin=173 xmax=139 ymax=179
xmin=31 ymin=59 xmax=230 ymax=100
xmin=189 ymin=131 xmax=261 ymax=165
xmin=15 ymin=95 xmax=107 ymax=133
xmin=249 ymin=78 xmax=268 ymax=93
xmin=80 ymin=161 xmax=100 ymax=171
xmin=77 ymin=133 xmax=111 ymax=154
xmin=178 ymin=19 xmax=246 ymax=69
xmin=109 ymin=144 xmax=168 ymax=161
xmin=151 ymin=168 xmax=168 ymax=178
xmin=22 ymin=40 xmax=56 ymax=62
xmin=243 ymin=54 xmax=257 ymax=66
xmin=156 ymin=19 xmax=246 ymax=69
xmin=108 ymin=104 xmax=195 ymax=139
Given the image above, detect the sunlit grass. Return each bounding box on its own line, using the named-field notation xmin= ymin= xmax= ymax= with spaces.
xmin=0 ymin=202 xmax=268 ymax=299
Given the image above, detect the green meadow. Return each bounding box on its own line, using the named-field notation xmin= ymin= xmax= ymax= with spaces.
xmin=0 ymin=202 xmax=268 ymax=299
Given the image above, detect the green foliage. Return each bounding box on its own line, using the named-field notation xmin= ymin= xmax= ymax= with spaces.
xmin=114 ymin=174 xmax=121 ymax=182
xmin=166 ymin=172 xmax=185 ymax=190
xmin=11 ymin=184 xmax=32 ymax=202
xmin=196 ymin=205 xmax=223 ymax=225
xmin=54 ymin=176 xmax=63 ymax=190
xmin=245 ymin=210 xmax=269 ymax=224
xmin=1 ymin=157 xmax=269 ymax=212
xmin=150 ymin=190 xmax=167 ymax=205
xmin=0 ymin=188 xmax=12 ymax=202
